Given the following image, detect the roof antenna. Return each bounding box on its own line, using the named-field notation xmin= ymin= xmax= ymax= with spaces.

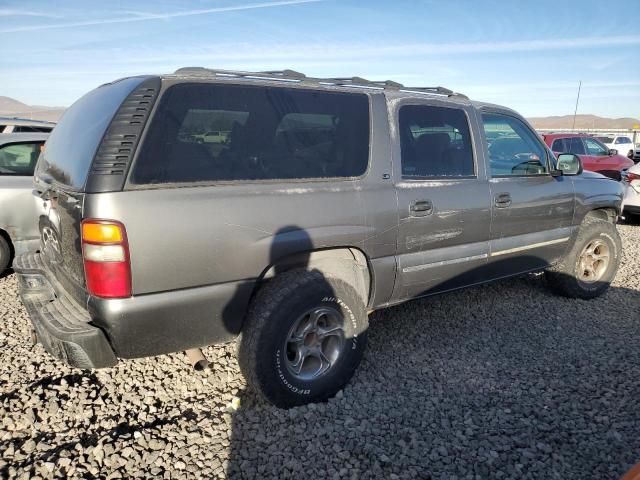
xmin=571 ymin=80 xmax=582 ymax=130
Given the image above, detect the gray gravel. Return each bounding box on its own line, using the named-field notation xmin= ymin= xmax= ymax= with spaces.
xmin=1 ymin=224 xmax=640 ymax=479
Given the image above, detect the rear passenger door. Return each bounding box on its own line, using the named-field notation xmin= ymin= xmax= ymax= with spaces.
xmin=481 ymin=112 xmax=575 ymax=275
xmin=392 ymin=100 xmax=492 ymax=301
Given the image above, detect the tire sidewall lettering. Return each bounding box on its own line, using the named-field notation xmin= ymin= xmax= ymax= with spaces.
xmin=274 ymin=294 xmax=360 ymax=395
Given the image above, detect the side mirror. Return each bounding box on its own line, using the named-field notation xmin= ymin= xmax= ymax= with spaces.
xmin=556 ymin=153 xmax=583 ymax=176
xmin=609 ymin=149 xmax=618 ymax=156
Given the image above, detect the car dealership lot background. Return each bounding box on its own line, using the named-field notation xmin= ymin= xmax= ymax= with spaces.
xmin=1 ymin=224 xmax=639 ymax=480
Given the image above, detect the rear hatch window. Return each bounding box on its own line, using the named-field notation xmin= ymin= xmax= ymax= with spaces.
xmin=130 ymin=83 xmax=370 ymax=184
xmin=37 ymin=76 xmax=147 ymax=190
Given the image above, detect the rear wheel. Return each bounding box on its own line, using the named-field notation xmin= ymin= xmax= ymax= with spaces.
xmin=238 ymin=269 xmax=368 ymax=408
xmin=545 ymin=219 xmax=621 ymax=299
xmin=0 ymin=235 xmax=11 ymax=272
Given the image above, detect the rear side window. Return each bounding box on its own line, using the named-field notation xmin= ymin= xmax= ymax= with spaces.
xmin=0 ymin=142 xmax=43 ymax=176
xmin=551 ymin=137 xmax=586 ymax=155
xmin=398 ymin=105 xmax=474 ymax=178
xmin=131 ymin=84 xmax=370 ymax=184
xmin=37 ymin=76 xmax=146 ymax=189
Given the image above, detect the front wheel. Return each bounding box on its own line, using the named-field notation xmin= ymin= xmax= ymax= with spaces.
xmin=545 ymin=219 xmax=621 ymax=299
xmin=238 ymin=269 xmax=368 ymax=408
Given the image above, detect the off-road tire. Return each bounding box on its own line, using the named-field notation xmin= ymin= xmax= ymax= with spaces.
xmin=545 ymin=219 xmax=621 ymax=299
xmin=238 ymin=269 xmax=368 ymax=408
xmin=0 ymin=235 xmax=11 ymax=273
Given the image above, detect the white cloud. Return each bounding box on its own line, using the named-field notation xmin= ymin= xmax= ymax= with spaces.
xmin=0 ymin=8 xmax=62 ymax=18
xmin=0 ymin=0 xmax=322 ymax=33
xmin=76 ymin=35 xmax=640 ymax=67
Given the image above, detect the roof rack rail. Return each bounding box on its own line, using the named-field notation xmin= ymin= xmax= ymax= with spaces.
xmin=172 ymin=67 xmax=467 ymax=98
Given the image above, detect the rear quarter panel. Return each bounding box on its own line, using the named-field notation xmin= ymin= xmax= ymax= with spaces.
xmin=84 ymin=93 xmax=399 ymax=305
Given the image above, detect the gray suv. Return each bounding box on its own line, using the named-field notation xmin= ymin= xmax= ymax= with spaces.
xmin=15 ymin=68 xmax=623 ymax=408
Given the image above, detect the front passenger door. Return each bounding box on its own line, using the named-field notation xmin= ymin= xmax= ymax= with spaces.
xmin=482 ymin=112 xmax=575 ymax=276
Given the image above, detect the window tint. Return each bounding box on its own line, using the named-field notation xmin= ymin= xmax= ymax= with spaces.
xmin=0 ymin=142 xmax=43 ymax=176
xmin=551 ymin=137 xmax=585 ymax=155
xmin=584 ymin=137 xmax=609 ymax=156
xmin=398 ymin=105 xmax=474 ymax=178
xmin=482 ymin=114 xmax=548 ymax=176
xmin=616 ymin=137 xmax=631 ymax=144
xmin=37 ymin=76 xmax=146 ymax=189
xmin=132 ymin=84 xmax=370 ymax=184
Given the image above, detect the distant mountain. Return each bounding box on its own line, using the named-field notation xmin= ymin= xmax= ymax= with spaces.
xmin=528 ymin=114 xmax=640 ymax=130
xmin=0 ymin=96 xmax=66 ymax=122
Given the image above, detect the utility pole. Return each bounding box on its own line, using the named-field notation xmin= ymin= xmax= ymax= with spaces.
xmin=571 ymin=80 xmax=582 ymax=130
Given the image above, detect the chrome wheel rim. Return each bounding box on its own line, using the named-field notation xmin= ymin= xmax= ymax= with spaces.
xmin=284 ymin=306 xmax=345 ymax=381
xmin=577 ymin=239 xmax=610 ymax=283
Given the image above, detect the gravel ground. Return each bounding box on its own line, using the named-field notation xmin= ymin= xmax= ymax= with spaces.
xmin=1 ymin=224 xmax=639 ymax=480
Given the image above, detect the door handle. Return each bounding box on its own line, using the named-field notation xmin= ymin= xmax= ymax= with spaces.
xmin=410 ymin=200 xmax=433 ymax=216
xmin=494 ymin=193 xmax=512 ymax=208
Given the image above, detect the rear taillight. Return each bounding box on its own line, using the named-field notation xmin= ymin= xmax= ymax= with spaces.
xmin=81 ymin=219 xmax=131 ymax=298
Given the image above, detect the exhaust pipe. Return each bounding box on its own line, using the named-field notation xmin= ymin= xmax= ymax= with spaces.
xmin=185 ymin=348 xmax=209 ymax=371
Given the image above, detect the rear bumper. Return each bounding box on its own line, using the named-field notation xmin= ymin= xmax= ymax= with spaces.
xmin=14 ymin=252 xmax=254 ymax=367
xmin=14 ymin=253 xmax=117 ymax=368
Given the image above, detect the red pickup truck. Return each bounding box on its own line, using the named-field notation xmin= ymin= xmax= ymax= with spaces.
xmin=542 ymin=133 xmax=633 ymax=180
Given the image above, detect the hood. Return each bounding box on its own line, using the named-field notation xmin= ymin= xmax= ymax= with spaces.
xmin=612 ymin=154 xmax=635 ymax=168
xmin=581 ymin=170 xmax=611 ymax=180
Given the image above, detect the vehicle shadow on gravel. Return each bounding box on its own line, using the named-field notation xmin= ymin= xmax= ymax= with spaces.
xmin=0 ymin=267 xmax=13 ymax=280
xmin=2 ymin=234 xmax=640 ymax=479
xmin=225 ymin=264 xmax=640 ymax=479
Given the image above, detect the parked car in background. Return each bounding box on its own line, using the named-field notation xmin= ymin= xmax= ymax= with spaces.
xmin=621 ymin=163 xmax=640 ymax=221
xmin=193 ymin=130 xmax=230 ymax=144
xmin=0 ymin=117 xmax=55 ymax=134
xmin=0 ymin=133 xmax=48 ymax=272
xmin=632 ymin=143 xmax=640 ymax=163
xmin=593 ymin=135 xmax=634 ymax=158
xmin=14 ymin=68 xmax=624 ymax=408
xmin=542 ymin=133 xmax=633 ymax=180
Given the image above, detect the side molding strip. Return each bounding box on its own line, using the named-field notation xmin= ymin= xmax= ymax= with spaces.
xmin=491 ymin=237 xmax=570 ymax=257
xmin=402 ymin=236 xmax=570 ymax=274
xmin=402 ymin=253 xmax=488 ymax=273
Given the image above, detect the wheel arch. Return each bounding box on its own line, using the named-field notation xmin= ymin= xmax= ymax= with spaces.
xmin=583 ymin=207 xmax=618 ymax=224
xmin=256 ymin=246 xmax=373 ymax=308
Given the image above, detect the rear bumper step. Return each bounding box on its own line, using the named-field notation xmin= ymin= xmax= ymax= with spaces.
xmin=14 ymin=252 xmax=117 ymax=369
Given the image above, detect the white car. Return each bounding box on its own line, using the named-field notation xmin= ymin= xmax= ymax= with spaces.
xmin=594 ymin=135 xmax=634 ymax=158
xmin=622 ymin=162 xmax=640 ymax=220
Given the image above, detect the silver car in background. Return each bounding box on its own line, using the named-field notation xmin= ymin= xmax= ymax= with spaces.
xmin=0 ymin=133 xmax=48 ymax=272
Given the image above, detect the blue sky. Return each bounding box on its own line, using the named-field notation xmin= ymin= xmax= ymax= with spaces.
xmin=1 ymin=0 xmax=639 ymax=118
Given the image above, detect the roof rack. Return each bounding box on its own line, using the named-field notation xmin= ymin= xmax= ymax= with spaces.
xmin=172 ymin=67 xmax=467 ymax=99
